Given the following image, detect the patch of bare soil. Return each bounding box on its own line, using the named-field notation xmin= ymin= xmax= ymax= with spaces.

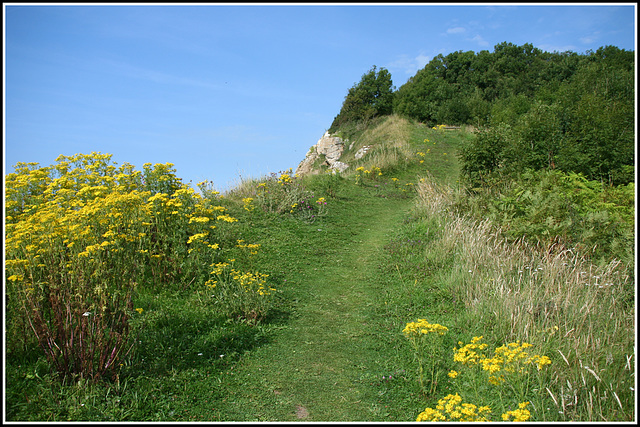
xmin=295 ymin=405 xmax=309 ymax=419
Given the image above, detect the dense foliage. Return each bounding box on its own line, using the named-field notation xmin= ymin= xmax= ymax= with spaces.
xmin=328 ymin=66 xmax=395 ymax=134
xmin=4 ymin=153 xmax=279 ymax=382
xmin=332 ymin=43 xmax=633 ymax=185
xmin=395 ymin=43 xmax=634 ymax=185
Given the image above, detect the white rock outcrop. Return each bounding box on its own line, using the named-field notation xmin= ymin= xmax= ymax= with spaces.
xmin=354 ymin=145 xmax=372 ymax=160
xmin=295 ymin=132 xmax=349 ymax=176
xmin=329 ymin=161 xmax=349 ymax=173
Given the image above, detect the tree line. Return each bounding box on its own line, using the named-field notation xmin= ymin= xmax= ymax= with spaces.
xmin=329 ymin=42 xmax=634 ymax=185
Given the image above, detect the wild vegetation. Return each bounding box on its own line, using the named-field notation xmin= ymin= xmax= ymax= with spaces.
xmin=4 ymin=41 xmax=635 ymax=422
xmin=336 ymin=43 xmax=634 ymax=186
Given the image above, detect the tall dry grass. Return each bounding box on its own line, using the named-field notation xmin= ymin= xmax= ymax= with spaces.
xmin=413 ymin=174 xmax=635 ymax=421
xmin=343 ymin=115 xmax=414 ymax=172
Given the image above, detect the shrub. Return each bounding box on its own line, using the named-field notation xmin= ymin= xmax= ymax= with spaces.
xmin=4 ymin=152 xmax=267 ymax=381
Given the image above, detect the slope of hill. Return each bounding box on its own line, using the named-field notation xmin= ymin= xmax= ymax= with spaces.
xmin=4 ymin=117 xmax=634 ymax=422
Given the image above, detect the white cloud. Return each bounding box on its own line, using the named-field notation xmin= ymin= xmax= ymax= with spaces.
xmin=470 ymin=34 xmax=490 ymax=47
xmin=415 ymin=54 xmax=430 ymax=69
xmin=387 ymin=53 xmax=431 ymax=76
xmin=579 ymin=31 xmax=601 ymax=45
xmin=446 ymin=27 xmax=466 ymax=34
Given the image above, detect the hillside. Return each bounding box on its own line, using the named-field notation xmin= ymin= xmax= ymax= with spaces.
xmin=5 ymin=116 xmax=634 ymax=422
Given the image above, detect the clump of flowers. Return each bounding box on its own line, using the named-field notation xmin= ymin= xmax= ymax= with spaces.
xmin=453 ymin=337 xmax=552 ymax=388
xmin=502 ymin=402 xmax=532 ymax=422
xmin=355 ymin=165 xmax=383 ymax=184
xmin=278 ymin=172 xmax=292 ymax=187
xmin=416 ymin=394 xmax=531 ymax=422
xmin=403 ymin=319 xmax=449 ymax=336
xmin=404 ymin=321 xmax=551 ymax=422
xmin=403 ymin=319 xmax=449 ymax=394
xmin=4 ymin=152 xmax=257 ymax=382
xmin=203 ymin=259 xmax=276 ymax=322
xmin=453 ymin=336 xmax=488 ymax=365
xmin=451 ymin=336 xmax=551 ymax=418
xmin=355 ymin=166 xmax=366 ymax=185
xmin=416 ymin=394 xmax=492 ymax=422
xmin=242 ymin=197 xmax=255 ymax=212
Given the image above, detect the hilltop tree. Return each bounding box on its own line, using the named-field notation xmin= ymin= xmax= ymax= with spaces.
xmin=328 ymin=66 xmax=394 ymax=133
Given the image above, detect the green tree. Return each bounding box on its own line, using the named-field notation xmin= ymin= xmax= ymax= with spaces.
xmin=393 ymin=66 xmax=441 ymax=124
xmin=555 ymin=53 xmax=635 ymax=184
xmin=458 ymin=123 xmax=514 ymax=184
xmin=329 ymin=66 xmax=394 ymax=132
xmin=509 ymin=101 xmax=563 ymax=171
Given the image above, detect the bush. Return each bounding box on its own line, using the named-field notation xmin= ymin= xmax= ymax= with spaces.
xmin=4 ymin=152 xmax=268 ymax=382
xmin=456 ymin=169 xmax=635 ymax=266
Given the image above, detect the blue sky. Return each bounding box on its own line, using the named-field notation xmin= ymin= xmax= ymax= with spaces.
xmin=4 ymin=3 xmax=636 ymax=191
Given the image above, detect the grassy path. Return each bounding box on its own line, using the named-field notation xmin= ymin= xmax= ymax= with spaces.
xmin=212 ymin=188 xmax=416 ymax=421
xmin=4 ymin=124 xmax=467 ymax=422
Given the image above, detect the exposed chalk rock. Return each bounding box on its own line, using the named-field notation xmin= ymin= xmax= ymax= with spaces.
xmin=354 ymin=145 xmax=372 ymax=160
xmin=295 ymin=132 xmax=349 ymax=176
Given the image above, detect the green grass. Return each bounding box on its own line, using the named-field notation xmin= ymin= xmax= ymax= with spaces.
xmin=5 ymin=124 xmax=634 ymax=422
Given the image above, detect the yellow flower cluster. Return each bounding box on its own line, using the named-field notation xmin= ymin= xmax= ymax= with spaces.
xmin=5 ymin=152 xmax=240 ymax=299
xmin=236 ymin=239 xmax=260 ymax=255
xmin=403 ymin=319 xmax=449 ymax=336
xmin=453 ymin=337 xmax=551 ymax=385
xmin=187 ymin=232 xmax=209 ymax=244
xmin=242 ymin=197 xmax=255 ymax=212
xmin=232 ymin=270 xmax=274 ymax=296
xmin=5 ymin=153 xmax=255 ymax=378
xmin=278 ymin=173 xmax=292 ymax=186
xmin=355 ymin=165 xmax=382 ymax=183
xmin=416 ymin=393 xmax=492 ymax=422
xmin=453 ymin=336 xmax=489 ymax=364
xmin=417 ymin=395 xmax=531 ymax=422
xmin=209 ymin=260 xmax=274 ymax=296
xmin=501 ymin=402 xmax=532 ymax=422
xmin=216 ymin=214 xmax=238 ymax=223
